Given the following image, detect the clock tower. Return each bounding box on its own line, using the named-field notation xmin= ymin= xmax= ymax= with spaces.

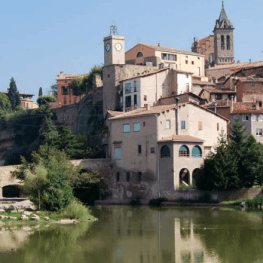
xmin=104 ymin=22 xmax=125 ymax=66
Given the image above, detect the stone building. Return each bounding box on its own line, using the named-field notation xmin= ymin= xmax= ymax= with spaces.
xmin=192 ymin=1 xmax=235 ymax=68
xmin=106 ymin=102 xmax=228 ymax=199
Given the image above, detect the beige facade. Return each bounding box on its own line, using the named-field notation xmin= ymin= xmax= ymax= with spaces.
xmin=121 ymin=68 xmax=193 ymax=111
xmin=107 ymin=102 xmax=228 ymax=198
xmin=125 ymin=43 xmax=205 ymax=77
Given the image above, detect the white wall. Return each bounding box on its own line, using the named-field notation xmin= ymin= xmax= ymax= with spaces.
xmin=177 ymin=73 xmax=192 ymax=94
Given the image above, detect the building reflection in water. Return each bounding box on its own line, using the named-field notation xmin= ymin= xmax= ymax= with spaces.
xmin=174 ymin=218 xmax=219 ymax=263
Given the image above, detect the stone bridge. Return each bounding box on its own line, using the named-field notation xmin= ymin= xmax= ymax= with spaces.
xmin=0 ymin=159 xmax=111 ymax=198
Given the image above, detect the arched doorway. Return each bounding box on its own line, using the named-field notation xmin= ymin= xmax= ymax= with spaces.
xmin=3 ymin=185 xmax=20 ymax=198
xmin=179 ymin=168 xmax=190 ymax=186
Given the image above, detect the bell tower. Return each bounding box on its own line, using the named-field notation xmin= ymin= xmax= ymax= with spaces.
xmin=103 ymin=21 xmax=125 ymax=67
xmin=214 ymin=1 xmax=235 ymax=66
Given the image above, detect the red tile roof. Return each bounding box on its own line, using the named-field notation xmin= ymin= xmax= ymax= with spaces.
xmin=207 ymin=88 xmax=236 ymax=94
xmin=108 ymin=101 xmax=229 ymax=121
xmin=206 ymin=61 xmax=263 ymax=71
xmin=192 ymin=79 xmax=215 ymax=86
xmin=236 ymin=77 xmax=263 ymax=83
xmin=204 ymin=98 xmax=231 ymax=108
xmin=232 ymin=102 xmax=263 ymax=114
xmin=158 ymin=135 xmax=204 ymax=143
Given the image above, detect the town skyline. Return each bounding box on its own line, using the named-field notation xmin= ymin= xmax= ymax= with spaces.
xmin=0 ymin=0 xmax=262 ymax=99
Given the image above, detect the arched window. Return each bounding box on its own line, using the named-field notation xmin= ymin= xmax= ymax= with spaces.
xmin=221 ymin=35 xmax=224 ymax=50
xmin=62 ymin=86 xmax=68 ymax=95
xmin=136 ymin=52 xmax=143 ymax=57
xmin=192 ymin=146 xmax=202 ymax=158
xmin=227 ymin=35 xmax=230 ymax=50
xmin=179 ymin=168 xmax=190 ymax=185
xmin=179 ymin=145 xmax=189 ymax=157
xmin=161 ymin=145 xmax=170 ymax=158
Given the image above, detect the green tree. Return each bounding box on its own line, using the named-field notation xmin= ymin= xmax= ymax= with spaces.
xmin=15 ymin=144 xmax=101 ymax=211
xmin=7 ymin=77 xmax=20 ymax=111
xmin=0 ymin=93 xmax=12 ymax=115
xmin=196 ymin=120 xmax=263 ymax=190
xmin=196 ymin=132 xmax=240 ymax=190
xmin=38 ymin=87 xmax=43 ymax=97
xmin=50 ymin=82 xmax=58 ymax=96
xmin=37 ymin=95 xmax=56 ymax=106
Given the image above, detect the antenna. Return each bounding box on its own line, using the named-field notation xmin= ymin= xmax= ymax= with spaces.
xmin=110 ymin=19 xmax=118 ymax=35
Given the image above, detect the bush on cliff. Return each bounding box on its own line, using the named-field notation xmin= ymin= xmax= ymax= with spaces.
xmin=15 ymin=144 xmax=101 ymax=211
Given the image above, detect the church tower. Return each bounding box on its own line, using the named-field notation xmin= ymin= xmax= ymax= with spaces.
xmin=213 ymin=1 xmax=235 ymax=66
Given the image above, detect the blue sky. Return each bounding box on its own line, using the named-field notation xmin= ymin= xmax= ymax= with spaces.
xmin=0 ymin=0 xmax=262 ymax=99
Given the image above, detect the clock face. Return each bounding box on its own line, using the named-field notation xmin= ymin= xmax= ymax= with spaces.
xmin=115 ymin=43 xmax=122 ymax=51
xmin=105 ymin=43 xmax=111 ymax=52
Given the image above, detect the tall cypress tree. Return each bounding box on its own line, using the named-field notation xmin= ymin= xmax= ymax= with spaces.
xmin=38 ymin=87 xmax=43 ymax=97
xmin=7 ymin=77 xmax=20 ymax=111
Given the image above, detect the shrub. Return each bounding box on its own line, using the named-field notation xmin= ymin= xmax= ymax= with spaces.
xmin=128 ymin=196 xmax=141 ymax=206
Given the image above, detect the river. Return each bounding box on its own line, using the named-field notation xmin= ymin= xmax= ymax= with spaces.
xmin=0 ymin=206 xmax=263 ymax=263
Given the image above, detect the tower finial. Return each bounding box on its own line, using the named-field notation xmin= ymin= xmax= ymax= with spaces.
xmin=222 ymin=0 xmax=224 ymax=8
xmin=110 ymin=19 xmax=118 ymax=36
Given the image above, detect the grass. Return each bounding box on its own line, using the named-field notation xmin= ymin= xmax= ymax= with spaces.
xmin=0 ymin=200 xmax=97 ymax=224
xmin=220 ymin=196 xmax=263 ymax=208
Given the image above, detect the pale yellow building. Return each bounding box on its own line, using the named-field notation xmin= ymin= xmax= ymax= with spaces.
xmin=125 ymin=43 xmax=205 ymax=77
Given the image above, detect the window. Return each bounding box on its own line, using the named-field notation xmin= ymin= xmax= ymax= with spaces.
xmin=144 ymin=95 xmax=147 ymax=101
xmin=150 ymin=147 xmax=155 ymax=153
xmin=179 ymin=145 xmax=189 ymax=157
xmin=185 ymin=60 xmax=188 ymax=64
xmin=216 ymin=94 xmax=222 ymax=100
xmin=161 ymin=53 xmax=167 ymax=60
xmin=256 ymin=129 xmax=262 ymax=136
xmin=221 ymin=35 xmax=225 ymax=50
xmin=126 ymin=172 xmax=130 ymax=182
xmin=123 ymin=124 xmax=130 ymax=133
xmin=161 ymin=145 xmax=170 ymax=158
xmin=181 ymin=121 xmax=185 ymax=130
xmin=62 ymin=86 xmax=68 ymax=95
xmin=134 ymin=94 xmax=137 ymax=105
xmin=242 ymin=115 xmax=249 ymax=121
xmin=252 ymin=115 xmax=257 ymax=121
xmin=108 ymin=74 xmax=110 ymax=78
xmin=217 ymin=123 xmax=219 ymax=131
xmin=143 ymin=122 xmax=146 ymax=127
xmin=134 ymin=123 xmax=140 ymax=132
xmin=125 ymin=83 xmax=132 ymax=92
xmin=259 ymin=115 xmax=263 ymax=121
xmin=250 ymin=82 xmax=255 ymax=87
xmin=138 ymin=145 xmax=142 ymax=154
xmin=136 ymin=52 xmax=143 ymax=57
xmin=227 ymin=35 xmax=230 ymax=50
xmin=138 ymin=172 xmax=142 ymax=182
xmin=116 ymin=172 xmax=120 ymax=182
xmin=259 ymin=102 xmax=262 ymax=107
xmin=192 ymin=146 xmax=202 ymax=158
xmin=166 ymin=120 xmax=171 ymax=129
xmin=115 ymin=148 xmax=122 ymax=160
xmin=134 ymin=81 xmax=138 ymax=92
xmin=191 ymin=61 xmax=194 ymax=65
xmin=168 ymin=54 xmax=177 ymax=61
xmin=125 ymin=96 xmax=131 ymax=107
xmin=197 ymin=67 xmax=200 ymax=76
xmin=198 ymin=121 xmax=202 ymax=130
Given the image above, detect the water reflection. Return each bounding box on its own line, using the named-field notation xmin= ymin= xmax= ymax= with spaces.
xmin=0 ymin=207 xmax=263 ymax=263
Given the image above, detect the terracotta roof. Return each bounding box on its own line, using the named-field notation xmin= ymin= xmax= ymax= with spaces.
xmin=236 ymin=77 xmax=263 ymax=83
xmin=232 ymin=102 xmax=263 ymax=114
xmin=207 ymin=61 xmax=263 ymax=71
xmin=205 ymin=88 xmax=236 ymax=94
xmin=109 ymin=101 xmax=229 ymax=122
xmin=120 ymin=68 xmax=193 ymax=82
xmin=120 ymin=68 xmax=169 ymax=82
xmin=158 ymin=135 xmax=204 ymax=143
xmin=204 ymin=98 xmax=231 ymax=108
xmin=198 ymin=36 xmax=211 ymax=46
xmin=159 ymin=92 xmax=204 ymax=102
xmin=107 ymin=110 xmax=124 ymax=116
xmin=57 ymin=73 xmax=88 ymax=79
xmin=137 ymin=43 xmax=204 ymax=57
xmin=192 ymin=79 xmax=215 ymax=86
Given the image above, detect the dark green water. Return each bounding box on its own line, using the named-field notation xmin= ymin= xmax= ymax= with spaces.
xmin=1 ymin=206 xmax=263 ymax=263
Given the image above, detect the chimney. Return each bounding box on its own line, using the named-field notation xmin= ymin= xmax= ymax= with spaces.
xmin=214 ymin=102 xmax=217 ymax=113
xmin=175 ymin=97 xmax=180 ymax=135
